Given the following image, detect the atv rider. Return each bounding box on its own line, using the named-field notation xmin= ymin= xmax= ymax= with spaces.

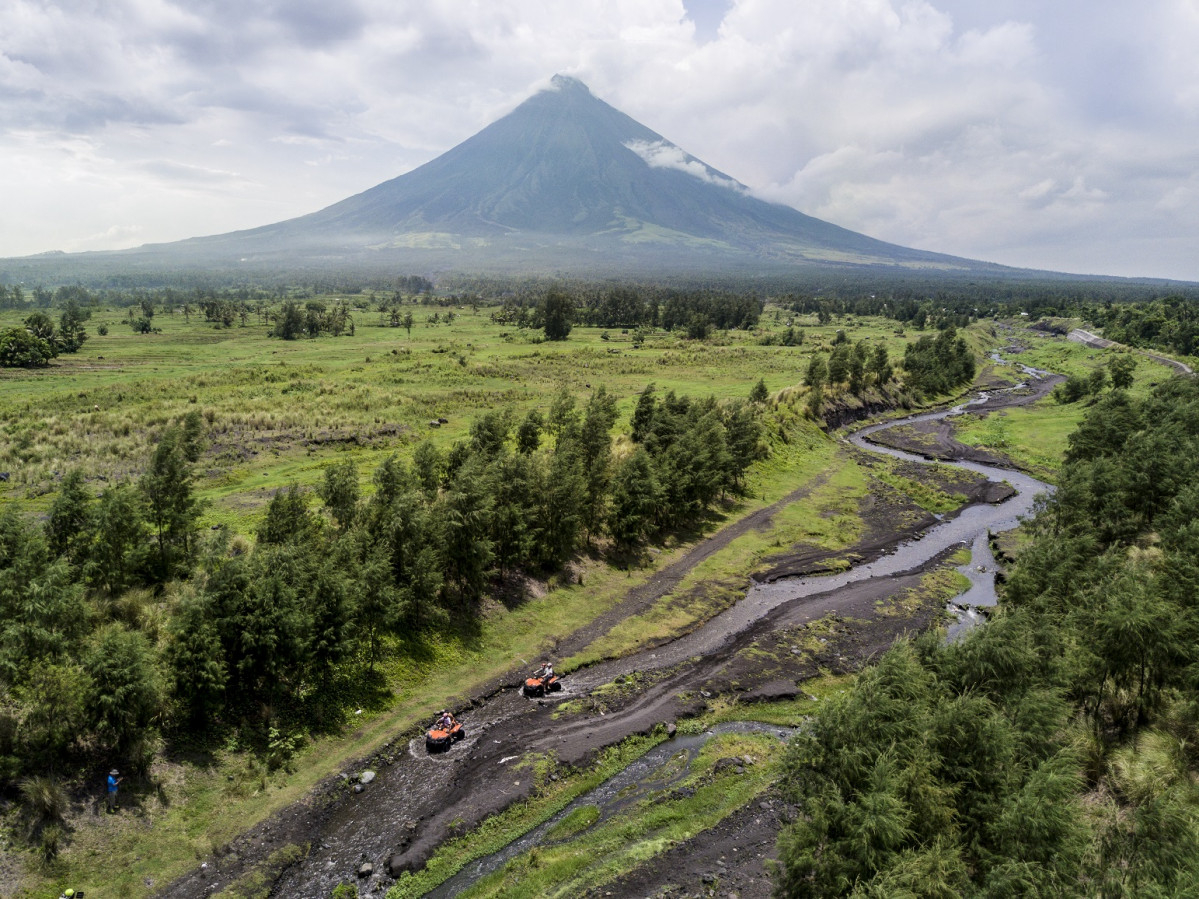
xmin=533 ymin=661 xmax=554 ymax=682
xmin=436 ymin=709 xmax=456 ymax=731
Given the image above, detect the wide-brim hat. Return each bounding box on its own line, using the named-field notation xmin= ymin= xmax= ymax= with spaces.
xmin=110 ymin=768 xmax=119 ymax=776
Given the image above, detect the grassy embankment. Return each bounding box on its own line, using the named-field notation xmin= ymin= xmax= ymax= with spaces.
xmin=954 ymin=327 xmax=1184 ymax=481
xmin=0 ymin=306 xmax=1014 ymax=897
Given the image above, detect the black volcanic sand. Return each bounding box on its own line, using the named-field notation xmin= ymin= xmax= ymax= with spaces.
xmin=160 ymin=393 xmax=1043 ymax=899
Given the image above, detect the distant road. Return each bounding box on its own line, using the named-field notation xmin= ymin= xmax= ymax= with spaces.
xmin=1068 ymin=328 xmax=1194 ymax=375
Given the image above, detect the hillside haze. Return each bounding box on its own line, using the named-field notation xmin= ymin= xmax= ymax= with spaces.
xmin=6 ymin=75 xmax=1011 ymax=279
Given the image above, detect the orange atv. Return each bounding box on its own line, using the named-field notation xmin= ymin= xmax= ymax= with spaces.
xmin=425 ymin=719 xmax=465 ymax=753
xmin=522 ymin=672 xmax=562 ymax=698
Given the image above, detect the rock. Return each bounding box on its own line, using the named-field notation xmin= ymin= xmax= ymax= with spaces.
xmin=743 ymin=680 xmax=799 ymax=702
xmin=358 ymin=862 xmax=374 ymax=878
xmin=353 ymin=783 xmax=364 ymax=794
xmin=359 ymin=770 xmax=376 ymax=785
xmin=665 ymin=722 xmax=677 ymax=738
xmin=388 ymin=854 xmax=417 ymax=877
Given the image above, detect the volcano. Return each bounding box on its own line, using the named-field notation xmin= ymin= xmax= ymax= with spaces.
xmin=7 ymin=75 xmax=1011 ymax=279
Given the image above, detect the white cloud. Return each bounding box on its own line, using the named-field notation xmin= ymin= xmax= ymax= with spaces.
xmin=624 ymin=139 xmax=745 ymax=191
xmin=0 ymin=0 xmax=1196 ymax=279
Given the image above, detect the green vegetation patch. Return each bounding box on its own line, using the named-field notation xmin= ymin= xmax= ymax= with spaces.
xmin=386 ymin=732 xmax=669 ymax=898
xmin=451 ymin=732 xmax=784 ymax=898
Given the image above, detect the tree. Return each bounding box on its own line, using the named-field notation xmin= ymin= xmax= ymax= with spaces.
xmin=305 ymin=561 xmax=352 ymax=678
xmin=516 ymin=409 xmax=543 ymax=455
xmin=0 ymin=328 xmax=54 ymax=367
xmin=547 ymin=389 xmax=580 ymax=441
xmin=608 ymin=448 xmax=660 ymax=549
xmin=438 ymin=459 xmax=494 ymax=604
xmin=84 ymin=484 xmax=148 ymax=596
xmin=869 ymin=344 xmax=893 ymax=386
xmin=490 ymin=453 xmax=536 ymax=577
xmin=317 ymin=460 xmax=360 ymax=531
xmin=631 ymin=384 xmax=657 ymax=443
xmin=805 ymin=354 xmax=828 ymax=390
xmin=542 ymin=289 xmax=574 ymax=341
xmin=57 ymin=301 xmax=89 ymax=353
xmin=44 ymin=470 xmax=92 ymax=566
xmin=827 ymin=344 xmax=850 ymax=385
xmin=84 ymin=625 xmax=165 ymax=754
xmin=259 ymin=485 xmax=319 ymax=546
xmin=165 ymin=593 xmax=228 ymax=724
xmin=0 ymin=510 xmax=87 ymax=685
xmin=532 ymin=441 xmax=585 ymax=568
xmin=354 ymin=544 xmax=402 ymax=667
xmin=849 ymin=341 xmax=869 ymax=394
xmin=272 ymin=301 xmax=305 ymax=340
xmin=15 ymin=663 xmax=91 ymax=771
xmin=412 ymin=440 xmax=443 ymax=500
xmin=141 ymin=424 xmax=204 ymax=580
xmin=723 ymin=401 xmax=765 ymax=488
xmin=1108 ymin=354 xmax=1137 ymax=390
xmin=22 ymin=311 xmax=55 ymax=343
xmin=749 ymin=378 xmax=769 ymax=404
xmin=686 ymin=313 xmax=712 ymax=340
xmin=468 ymin=408 xmax=512 ymax=460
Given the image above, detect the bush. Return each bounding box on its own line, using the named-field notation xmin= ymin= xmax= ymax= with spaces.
xmin=0 ymin=327 xmax=55 ymax=367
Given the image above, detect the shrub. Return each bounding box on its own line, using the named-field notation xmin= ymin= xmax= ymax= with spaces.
xmin=0 ymin=328 xmax=55 ymax=367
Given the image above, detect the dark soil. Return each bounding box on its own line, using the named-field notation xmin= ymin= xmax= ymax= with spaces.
xmin=160 ymin=387 xmax=1040 ymax=899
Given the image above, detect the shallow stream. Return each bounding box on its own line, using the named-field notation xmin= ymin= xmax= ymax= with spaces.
xmin=423 ymin=378 xmax=1053 ymax=895
xmin=426 ymin=721 xmax=794 ymax=898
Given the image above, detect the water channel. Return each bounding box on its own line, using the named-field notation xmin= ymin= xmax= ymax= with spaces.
xmin=423 ymin=378 xmax=1054 ymax=895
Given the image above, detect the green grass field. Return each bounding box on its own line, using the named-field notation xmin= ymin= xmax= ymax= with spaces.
xmin=2 ymin=306 xmax=1094 ymax=898
xmin=1 ymin=304 xmax=911 ymax=532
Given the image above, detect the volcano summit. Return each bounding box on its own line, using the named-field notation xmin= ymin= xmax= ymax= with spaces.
xmin=8 ymin=76 xmax=1010 ymax=279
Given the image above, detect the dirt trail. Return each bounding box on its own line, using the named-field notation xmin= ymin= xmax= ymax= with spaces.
xmin=161 ymin=383 xmax=1049 ymax=899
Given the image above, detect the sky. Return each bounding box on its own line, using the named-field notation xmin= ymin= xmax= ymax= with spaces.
xmin=3 ymin=0 xmax=1198 ymax=281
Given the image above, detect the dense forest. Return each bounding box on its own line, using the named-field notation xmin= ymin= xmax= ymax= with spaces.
xmin=776 ymin=376 xmax=1199 ymax=897
xmin=0 ymin=385 xmax=764 ymax=857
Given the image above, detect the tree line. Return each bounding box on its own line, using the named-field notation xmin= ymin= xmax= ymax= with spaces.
xmin=490 ymin=286 xmax=763 ymax=334
xmin=775 ymin=374 xmax=1199 ymax=896
xmin=0 ymin=386 xmax=765 ymax=798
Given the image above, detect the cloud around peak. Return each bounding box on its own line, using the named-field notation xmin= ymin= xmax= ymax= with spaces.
xmin=623 ymin=139 xmax=745 ymax=192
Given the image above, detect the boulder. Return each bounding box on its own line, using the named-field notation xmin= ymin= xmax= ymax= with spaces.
xmin=387 ymin=853 xmax=418 ymax=878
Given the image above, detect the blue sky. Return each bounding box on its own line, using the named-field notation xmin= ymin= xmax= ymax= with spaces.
xmin=2 ymin=0 xmax=1197 ymax=280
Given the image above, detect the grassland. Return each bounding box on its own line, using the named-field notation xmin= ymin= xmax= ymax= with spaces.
xmin=0 ymin=304 xmax=1086 ymax=898
xmin=954 ymin=328 xmax=1182 ymax=481
xmin=0 ymin=303 xmax=909 ymax=529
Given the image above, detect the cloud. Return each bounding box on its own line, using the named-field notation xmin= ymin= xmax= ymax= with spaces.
xmin=623 ymin=139 xmax=745 ymax=191
xmin=0 ymin=0 xmax=1196 ymax=278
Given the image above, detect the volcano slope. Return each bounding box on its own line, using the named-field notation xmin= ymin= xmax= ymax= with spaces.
xmin=160 ymin=376 xmax=1058 ymax=899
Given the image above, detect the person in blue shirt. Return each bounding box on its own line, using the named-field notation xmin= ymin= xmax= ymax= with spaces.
xmin=106 ymin=769 xmax=122 ymax=813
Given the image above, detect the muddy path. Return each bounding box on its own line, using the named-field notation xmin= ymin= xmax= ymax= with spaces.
xmin=162 ymin=378 xmax=1057 ymax=899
